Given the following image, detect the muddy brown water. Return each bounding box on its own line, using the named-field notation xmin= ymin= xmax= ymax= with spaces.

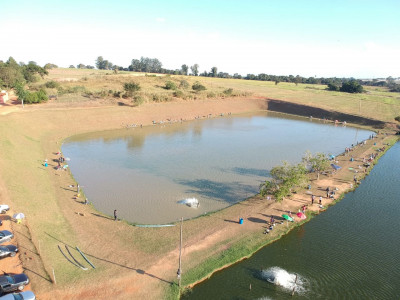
xmin=62 ymin=112 xmax=372 ymax=224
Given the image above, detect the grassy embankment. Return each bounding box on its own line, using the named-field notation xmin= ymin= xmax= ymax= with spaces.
xmin=0 ymin=68 xmax=399 ymax=299
xmin=32 ymin=68 xmax=400 ymax=123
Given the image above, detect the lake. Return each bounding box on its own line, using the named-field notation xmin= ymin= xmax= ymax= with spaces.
xmin=184 ymin=141 xmax=400 ymax=300
xmin=62 ymin=112 xmax=372 ymax=224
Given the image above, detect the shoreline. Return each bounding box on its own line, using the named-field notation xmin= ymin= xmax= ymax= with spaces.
xmin=0 ymin=97 xmax=398 ymax=299
xmin=179 ymin=134 xmax=398 ymax=295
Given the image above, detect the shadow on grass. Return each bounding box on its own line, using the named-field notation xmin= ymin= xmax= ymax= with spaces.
xmin=45 ymin=232 xmax=172 ymax=284
xmin=90 ymin=213 xmax=113 ymax=220
xmin=224 ymin=219 xmax=239 ymax=224
xmin=23 ymin=267 xmax=52 ymax=283
xmin=247 ymin=217 xmax=266 ymax=224
xmin=60 ymin=187 xmax=76 ymax=192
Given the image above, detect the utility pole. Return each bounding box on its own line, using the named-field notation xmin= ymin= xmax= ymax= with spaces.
xmin=178 ymin=217 xmax=183 ymax=288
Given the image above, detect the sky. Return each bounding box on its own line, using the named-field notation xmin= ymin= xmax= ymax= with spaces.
xmin=1 ymin=0 xmax=399 ymax=78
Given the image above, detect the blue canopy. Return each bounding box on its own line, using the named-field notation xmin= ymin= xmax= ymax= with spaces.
xmin=331 ymin=163 xmax=342 ymax=170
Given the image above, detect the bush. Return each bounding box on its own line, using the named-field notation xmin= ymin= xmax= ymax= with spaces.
xmin=124 ymin=82 xmax=141 ymax=97
xmin=223 ymin=88 xmax=233 ymax=96
xmin=395 ymin=116 xmax=400 ymax=122
xmin=207 ymin=92 xmax=216 ymax=98
xmin=173 ymin=90 xmax=184 ymax=98
xmin=327 ymin=83 xmax=340 ymax=91
xmin=192 ymin=82 xmax=206 ymax=91
xmin=25 ymin=89 xmax=47 ymax=104
xmin=133 ymin=95 xmax=145 ymax=106
xmin=340 ymin=80 xmax=364 ymax=93
xmin=45 ymin=80 xmax=60 ymax=89
xmin=113 ymin=91 xmax=122 ymax=98
xmin=179 ymin=80 xmax=190 ymax=89
xmin=165 ymin=81 xmax=177 ymax=90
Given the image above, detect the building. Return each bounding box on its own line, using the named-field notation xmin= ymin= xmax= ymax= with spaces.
xmin=0 ymin=90 xmax=9 ymax=104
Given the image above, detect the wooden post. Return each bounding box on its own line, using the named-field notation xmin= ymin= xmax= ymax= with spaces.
xmin=52 ymin=268 xmax=56 ymax=284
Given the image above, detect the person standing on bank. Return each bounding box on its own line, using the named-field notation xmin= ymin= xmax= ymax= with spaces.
xmin=114 ymin=210 xmax=117 ymax=221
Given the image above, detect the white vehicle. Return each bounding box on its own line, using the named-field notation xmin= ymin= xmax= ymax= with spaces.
xmin=0 ymin=206 xmax=9 ymax=214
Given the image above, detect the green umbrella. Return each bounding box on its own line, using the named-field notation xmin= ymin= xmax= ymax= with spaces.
xmin=282 ymin=214 xmax=293 ymax=221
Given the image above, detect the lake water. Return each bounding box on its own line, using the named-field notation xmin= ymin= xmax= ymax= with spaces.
xmin=62 ymin=112 xmax=372 ymax=224
xmin=184 ymin=141 xmax=400 ymax=300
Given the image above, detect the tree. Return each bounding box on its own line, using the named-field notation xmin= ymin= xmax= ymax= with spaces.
xmin=44 ymin=63 xmax=58 ymax=69
xmin=211 ymin=67 xmax=218 ymax=77
xmin=340 ymin=80 xmax=364 ymax=93
xmin=181 ymin=64 xmax=188 ymax=75
xmin=302 ymin=151 xmax=330 ymax=180
xmin=259 ymin=161 xmax=308 ymax=202
xmin=96 ymin=56 xmax=104 ymax=69
xmin=190 ymin=64 xmax=199 ymax=76
xmin=77 ymin=63 xmax=86 ymax=69
xmin=69 ymin=65 xmax=75 ymax=68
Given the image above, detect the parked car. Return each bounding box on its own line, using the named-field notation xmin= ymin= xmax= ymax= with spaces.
xmin=0 ymin=245 xmax=18 ymax=259
xmin=0 ymin=273 xmax=29 ymax=294
xmin=0 ymin=290 xmax=35 ymax=300
xmin=0 ymin=231 xmax=13 ymax=244
xmin=0 ymin=206 xmax=9 ymax=214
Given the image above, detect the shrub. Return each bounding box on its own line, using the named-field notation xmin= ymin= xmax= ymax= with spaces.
xmin=223 ymin=88 xmax=233 ymax=96
xmin=395 ymin=116 xmax=400 ymax=122
xmin=25 ymin=89 xmax=47 ymax=104
xmin=165 ymin=81 xmax=177 ymax=90
xmin=207 ymin=92 xmax=216 ymax=98
xmin=45 ymin=80 xmax=60 ymax=89
xmin=124 ymin=82 xmax=140 ymax=94
xmin=179 ymin=80 xmax=190 ymax=89
xmin=340 ymin=80 xmax=364 ymax=93
xmin=192 ymin=82 xmax=206 ymax=91
xmin=133 ymin=95 xmax=145 ymax=106
xmin=113 ymin=91 xmax=122 ymax=98
xmin=327 ymin=83 xmax=340 ymax=91
xmin=173 ymin=90 xmax=184 ymax=98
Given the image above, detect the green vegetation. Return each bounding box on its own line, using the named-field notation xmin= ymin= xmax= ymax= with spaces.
xmin=0 ymin=57 xmax=48 ymax=89
xmin=14 ymin=82 xmax=48 ymax=104
xmin=327 ymin=80 xmax=364 ymax=93
xmin=192 ymin=82 xmax=206 ymax=92
xmin=302 ymin=151 xmax=331 ymax=180
xmin=123 ymin=82 xmax=141 ymax=97
xmin=340 ymin=80 xmax=364 ymax=93
xmin=165 ymin=81 xmax=177 ymax=90
xmin=260 ymin=151 xmax=330 ymax=201
xmin=259 ymin=161 xmax=308 ymax=202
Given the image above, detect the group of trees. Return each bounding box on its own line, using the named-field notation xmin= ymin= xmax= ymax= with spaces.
xmin=260 ymin=152 xmax=331 ymax=202
xmin=0 ymin=57 xmax=48 ymax=89
xmin=66 ymin=56 xmax=398 ymax=94
xmin=327 ymin=80 xmax=364 ymax=93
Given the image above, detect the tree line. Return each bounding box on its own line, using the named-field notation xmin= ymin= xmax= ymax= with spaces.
xmin=2 ymin=55 xmax=399 ymax=95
